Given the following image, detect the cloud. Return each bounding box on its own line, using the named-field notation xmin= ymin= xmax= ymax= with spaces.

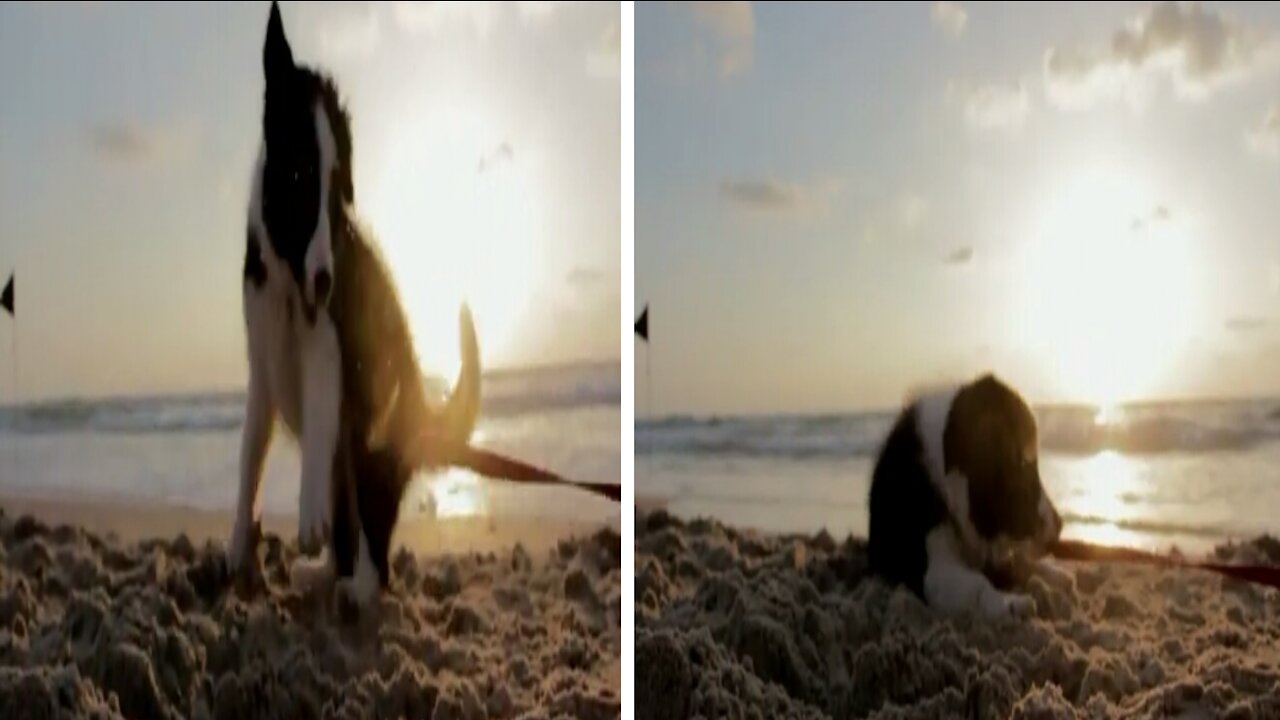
xmin=719 ymin=177 xmax=839 ymax=216
xmin=931 ymin=2 xmax=967 ymax=39
xmin=515 ymin=1 xmax=567 ymax=23
xmin=586 ymin=19 xmax=621 ymax=79
xmin=88 ymin=121 xmax=196 ymax=165
xmin=898 ymin=194 xmax=929 ymax=234
xmin=1044 ymin=2 xmax=1278 ymax=109
xmin=1131 ymin=204 xmax=1172 ymax=231
xmin=691 ymin=1 xmax=755 ymax=76
xmin=944 ymin=246 xmax=974 ymax=265
xmin=954 ymin=81 xmax=1031 ymax=130
xmin=1225 ymin=316 xmax=1267 ymax=333
xmin=477 ymin=141 xmax=514 ymax=173
xmin=387 ymin=1 xmax=571 ymax=39
xmin=1246 ymin=103 xmax=1280 ymax=158
xmin=567 ymin=266 xmax=606 ymax=287
xmin=313 ymin=4 xmax=382 ymax=59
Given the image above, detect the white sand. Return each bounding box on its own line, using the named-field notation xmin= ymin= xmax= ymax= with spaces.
xmin=635 ymin=510 xmax=1280 ymax=720
xmin=0 ymin=496 xmax=621 ymax=719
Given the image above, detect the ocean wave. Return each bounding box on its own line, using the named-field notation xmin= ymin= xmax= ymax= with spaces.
xmin=0 ymin=362 xmax=620 ymax=437
xmin=1058 ymin=512 xmax=1266 ymax=541
xmin=637 ymin=400 xmax=1280 ymax=460
xmin=0 ymin=394 xmax=244 ymax=435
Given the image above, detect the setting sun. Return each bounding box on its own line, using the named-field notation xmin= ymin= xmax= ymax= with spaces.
xmin=363 ymin=100 xmax=544 ymax=382
xmin=1016 ymin=161 xmax=1204 ymax=407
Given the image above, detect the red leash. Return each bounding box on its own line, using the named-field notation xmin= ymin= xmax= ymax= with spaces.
xmin=1051 ymin=539 xmax=1280 ymax=590
xmin=415 ymin=433 xmax=621 ymax=502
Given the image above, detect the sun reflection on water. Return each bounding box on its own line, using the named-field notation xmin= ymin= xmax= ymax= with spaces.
xmin=1057 ymin=449 xmax=1151 ymax=548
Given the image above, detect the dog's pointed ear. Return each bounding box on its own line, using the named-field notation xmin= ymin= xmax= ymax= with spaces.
xmin=264 ymin=1 xmax=294 ymax=83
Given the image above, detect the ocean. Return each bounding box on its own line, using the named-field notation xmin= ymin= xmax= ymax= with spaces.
xmin=636 ymin=398 xmax=1280 ymax=555
xmin=0 ymin=361 xmax=620 ymax=528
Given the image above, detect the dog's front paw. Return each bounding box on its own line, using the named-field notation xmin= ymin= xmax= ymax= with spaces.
xmin=290 ymin=551 xmax=335 ymax=594
xmin=981 ymin=590 xmax=1037 ymax=619
xmin=227 ymin=516 xmax=260 ymax=576
xmin=1032 ymin=559 xmax=1076 ymax=593
xmin=297 ymin=480 xmax=331 ymax=555
xmin=335 ymin=574 xmax=380 ymax=620
xmin=1000 ymin=592 xmax=1037 ymax=619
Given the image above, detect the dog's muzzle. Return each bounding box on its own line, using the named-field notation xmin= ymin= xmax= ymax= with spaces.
xmin=312 ymin=269 xmax=332 ymax=307
xmin=301 ymin=269 xmax=332 ymax=326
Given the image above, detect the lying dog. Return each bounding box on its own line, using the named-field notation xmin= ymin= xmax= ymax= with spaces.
xmin=228 ymin=1 xmax=479 ymax=609
xmin=868 ymin=373 xmax=1068 ymax=618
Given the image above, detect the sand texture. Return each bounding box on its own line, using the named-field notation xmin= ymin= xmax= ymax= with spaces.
xmin=0 ymin=505 xmax=621 ymax=720
xmin=635 ymin=510 xmax=1280 ymax=720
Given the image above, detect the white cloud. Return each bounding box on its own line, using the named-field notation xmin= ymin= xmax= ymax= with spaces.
xmin=1045 ymin=2 xmax=1279 ymax=109
xmin=515 ymin=1 xmax=567 ymax=23
xmin=898 ymin=194 xmax=929 ymax=234
xmin=391 ymin=1 xmax=501 ymax=37
xmin=956 ymin=81 xmax=1031 ymax=130
xmin=1247 ymin=102 xmax=1280 ymax=158
xmin=931 ymin=2 xmax=967 ymax=39
xmin=313 ymin=4 xmax=382 ymax=60
xmin=587 ymin=19 xmax=621 ymax=79
xmin=691 ymin=1 xmax=755 ymax=76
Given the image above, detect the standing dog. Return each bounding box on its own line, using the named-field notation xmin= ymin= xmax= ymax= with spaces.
xmin=228 ymin=1 xmax=480 ymax=608
xmin=868 ymin=373 xmax=1066 ymax=618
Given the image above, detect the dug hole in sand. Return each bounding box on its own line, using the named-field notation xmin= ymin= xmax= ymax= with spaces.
xmin=635 ymin=510 xmax=1280 ymax=720
xmin=0 ymin=502 xmax=621 ymax=720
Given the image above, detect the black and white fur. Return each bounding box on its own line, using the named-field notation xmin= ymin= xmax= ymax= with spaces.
xmin=868 ymin=373 xmax=1067 ymax=619
xmin=228 ymin=1 xmax=480 ymax=609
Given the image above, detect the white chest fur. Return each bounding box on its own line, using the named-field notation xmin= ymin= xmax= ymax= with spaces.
xmin=244 ymin=284 xmax=305 ymax=437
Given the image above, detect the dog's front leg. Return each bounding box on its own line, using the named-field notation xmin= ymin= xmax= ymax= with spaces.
xmin=925 ymin=526 xmax=1036 ymax=619
xmin=299 ymin=315 xmax=341 ymax=554
xmin=229 ymin=366 xmax=274 ymax=575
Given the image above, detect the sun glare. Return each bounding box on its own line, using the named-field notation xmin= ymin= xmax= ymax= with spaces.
xmin=362 ymin=102 xmax=543 ymax=383
xmin=1017 ymin=162 xmax=1202 ymax=407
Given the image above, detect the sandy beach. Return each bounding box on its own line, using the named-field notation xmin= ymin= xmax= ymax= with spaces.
xmin=635 ymin=510 xmax=1280 ymax=720
xmin=0 ymin=495 xmax=621 ymax=719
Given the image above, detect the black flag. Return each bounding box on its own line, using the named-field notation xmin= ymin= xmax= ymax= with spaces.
xmin=635 ymin=304 xmax=648 ymax=342
xmin=1 ymin=273 xmax=11 ymax=317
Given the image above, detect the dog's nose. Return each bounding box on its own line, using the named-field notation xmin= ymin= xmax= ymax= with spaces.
xmin=313 ymin=269 xmax=332 ymax=305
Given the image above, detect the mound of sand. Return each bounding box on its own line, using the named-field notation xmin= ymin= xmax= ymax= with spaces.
xmin=635 ymin=510 xmax=1280 ymax=720
xmin=0 ymin=506 xmax=621 ymax=720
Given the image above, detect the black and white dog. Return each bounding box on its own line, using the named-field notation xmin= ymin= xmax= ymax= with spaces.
xmin=228 ymin=1 xmax=480 ymax=609
xmin=868 ymin=374 xmax=1067 ymax=619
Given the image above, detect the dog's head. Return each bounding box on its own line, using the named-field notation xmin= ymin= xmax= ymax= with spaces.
xmin=945 ymin=373 xmax=1062 ymax=550
xmin=255 ymin=1 xmax=353 ymax=323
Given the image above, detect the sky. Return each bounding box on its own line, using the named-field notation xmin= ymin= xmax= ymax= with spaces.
xmin=636 ymin=1 xmax=1280 ymax=417
xmin=0 ymin=1 xmax=620 ymax=403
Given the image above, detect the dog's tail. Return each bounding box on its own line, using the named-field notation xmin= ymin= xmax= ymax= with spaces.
xmin=418 ymin=304 xmax=481 ymax=465
xmin=442 ymin=304 xmax=481 ymax=444
xmin=406 ymin=305 xmax=620 ymax=503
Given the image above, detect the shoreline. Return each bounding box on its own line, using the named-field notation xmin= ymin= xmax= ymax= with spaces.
xmin=0 ymin=491 xmax=619 ymax=558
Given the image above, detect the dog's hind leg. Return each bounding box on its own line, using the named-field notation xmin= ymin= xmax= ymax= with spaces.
xmin=336 ymin=447 xmax=406 ymax=610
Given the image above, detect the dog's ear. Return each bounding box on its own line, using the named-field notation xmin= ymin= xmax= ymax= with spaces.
xmin=264 ymin=1 xmax=294 ymax=83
